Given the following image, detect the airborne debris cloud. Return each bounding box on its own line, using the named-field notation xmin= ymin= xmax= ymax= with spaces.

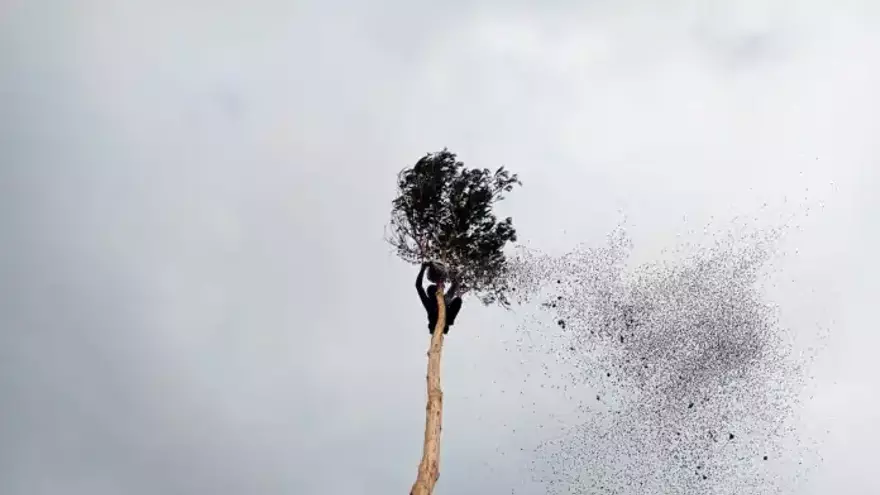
xmin=505 ymin=222 xmax=819 ymax=494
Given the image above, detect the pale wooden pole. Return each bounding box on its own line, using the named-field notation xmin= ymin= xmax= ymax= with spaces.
xmin=410 ymin=282 xmax=447 ymax=495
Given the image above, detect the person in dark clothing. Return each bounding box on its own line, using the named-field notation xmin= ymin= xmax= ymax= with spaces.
xmin=416 ymin=262 xmax=463 ymax=334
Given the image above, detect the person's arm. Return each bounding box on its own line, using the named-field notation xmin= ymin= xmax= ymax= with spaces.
xmin=416 ymin=263 xmax=430 ymax=309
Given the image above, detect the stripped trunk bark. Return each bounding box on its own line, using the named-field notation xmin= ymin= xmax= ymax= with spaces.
xmin=410 ymin=282 xmax=447 ymax=495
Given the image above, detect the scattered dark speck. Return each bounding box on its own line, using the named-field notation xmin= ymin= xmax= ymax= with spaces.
xmin=729 ymin=433 xmax=735 ymax=440
xmin=688 ymin=402 xmax=695 ymax=409
xmin=557 ymin=319 xmax=566 ymax=329
xmin=763 ymin=455 xmax=768 ymax=461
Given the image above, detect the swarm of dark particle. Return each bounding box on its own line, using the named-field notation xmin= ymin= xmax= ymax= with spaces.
xmin=506 ymin=222 xmax=818 ymax=494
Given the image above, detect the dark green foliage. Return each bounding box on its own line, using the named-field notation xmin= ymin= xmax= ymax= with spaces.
xmin=388 ymin=148 xmax=521 ymax=306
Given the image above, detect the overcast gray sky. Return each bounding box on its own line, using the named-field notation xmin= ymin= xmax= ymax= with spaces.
xmin=2 ymin=1 xmax=879 ymax=493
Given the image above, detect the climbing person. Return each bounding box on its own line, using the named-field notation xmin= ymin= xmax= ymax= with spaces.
xmin=416 ymin=261 xmax=462 ymax=335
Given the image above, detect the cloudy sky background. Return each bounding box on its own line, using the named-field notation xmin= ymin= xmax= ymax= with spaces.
xmin=2 ymin=0 xmax=879 ymax=493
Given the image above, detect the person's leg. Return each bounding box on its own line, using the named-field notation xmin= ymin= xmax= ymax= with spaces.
xmin=447 ymin=298 xmax=462 ymax=326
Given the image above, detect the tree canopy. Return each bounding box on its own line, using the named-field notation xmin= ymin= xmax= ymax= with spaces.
xmin=388 ymin=148 xmax=521 ymax=306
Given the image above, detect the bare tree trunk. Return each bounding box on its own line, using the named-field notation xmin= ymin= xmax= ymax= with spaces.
xmin=410 ymin=283 xmax=447 ymax=495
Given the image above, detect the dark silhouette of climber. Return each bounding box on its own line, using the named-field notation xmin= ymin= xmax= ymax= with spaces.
xmin=416 ymin=262 xmax=462 ymax=334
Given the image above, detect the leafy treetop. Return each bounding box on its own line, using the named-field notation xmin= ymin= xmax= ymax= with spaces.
xmin=388 ymin=148 xmax=521 ymax=307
